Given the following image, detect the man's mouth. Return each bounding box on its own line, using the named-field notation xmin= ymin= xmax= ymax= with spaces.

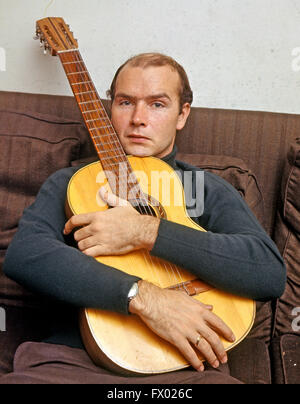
xmin=127 ymin=134 xmax=150 ymax=143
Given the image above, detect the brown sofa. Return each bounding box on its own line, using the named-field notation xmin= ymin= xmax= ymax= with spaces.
xmin=0 ymin=90 xmax=299 ymax=384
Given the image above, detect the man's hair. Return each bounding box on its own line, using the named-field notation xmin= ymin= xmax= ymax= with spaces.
xmin=106 ymin=53 xmax=193 ymax=110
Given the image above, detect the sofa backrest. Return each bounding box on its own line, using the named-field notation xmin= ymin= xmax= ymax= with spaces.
xmin=176 ymin=107 xmax=300 ymax=236
xmin=2 ymin=91 xmax=298 ymax=236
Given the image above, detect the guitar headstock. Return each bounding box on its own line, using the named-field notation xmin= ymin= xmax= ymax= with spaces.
xmin=34 ymin=17 xmax=78 ymax=56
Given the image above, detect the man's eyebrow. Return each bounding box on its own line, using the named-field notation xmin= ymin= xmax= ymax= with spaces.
xmin=114 ymin=92 xmax=172 ymax=101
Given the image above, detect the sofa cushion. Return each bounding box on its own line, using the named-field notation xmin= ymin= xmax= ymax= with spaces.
xmin=270 ymin=334 xmax=300 ymax=384
xmin=0 ymin=305 xmax=48 ymax=375
xmin=274 ymin=139 xmax=300 ymax=336
xmin=0 ymin=109 xmax=93 ymax=308
xmin=176 ymin=153 xmax=272 ymax=343
xmin=228 ymin=338 xmax=272 ymax=384
xmin=176 ymin=153 xmax=265 ymax=227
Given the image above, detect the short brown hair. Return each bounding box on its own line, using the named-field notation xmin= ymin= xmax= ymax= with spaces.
xmin=107 ymin=53 xmax=193 ymax=110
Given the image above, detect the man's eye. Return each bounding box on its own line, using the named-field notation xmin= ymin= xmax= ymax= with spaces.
xmin=120 ymin=100 xmax=131 ymax=106
xmin=153 ymin=102 xmax=164 ymax=108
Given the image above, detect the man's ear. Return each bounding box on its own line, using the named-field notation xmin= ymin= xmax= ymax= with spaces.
xmin=176 ymin=103 xmax=191 ymax=131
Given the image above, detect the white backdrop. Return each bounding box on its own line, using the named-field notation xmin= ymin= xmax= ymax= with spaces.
xmin=0 ymin=0 xmax=300 ymax=114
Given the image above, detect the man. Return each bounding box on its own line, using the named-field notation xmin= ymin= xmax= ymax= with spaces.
xmin=0 ymin=53 xmax=286 ymax=384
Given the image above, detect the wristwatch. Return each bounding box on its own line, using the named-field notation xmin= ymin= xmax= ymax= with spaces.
xmin=127 ymin=282 xmax=139 ymax=306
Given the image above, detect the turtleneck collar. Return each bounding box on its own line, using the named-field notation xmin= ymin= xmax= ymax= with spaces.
xmin=160 ymin=145 xmax=178 ymax=170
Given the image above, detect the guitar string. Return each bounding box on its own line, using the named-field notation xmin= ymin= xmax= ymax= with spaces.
xmin=60 ymin=50 xmax=184 ymax=288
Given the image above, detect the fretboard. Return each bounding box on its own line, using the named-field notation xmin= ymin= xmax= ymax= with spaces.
xmin=58 ymin=50 xmax=145 ymax=204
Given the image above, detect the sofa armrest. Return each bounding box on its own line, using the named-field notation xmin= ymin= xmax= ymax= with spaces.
xmin=270 ymin=335 xmax=300 ymax=384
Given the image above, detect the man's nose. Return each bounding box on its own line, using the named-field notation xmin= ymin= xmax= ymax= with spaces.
xmin=131 ymin=103 xmax=148 ymax=127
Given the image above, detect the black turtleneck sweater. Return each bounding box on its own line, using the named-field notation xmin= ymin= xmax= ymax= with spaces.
xmin=3 ymin=148 xmax=286 ymax=348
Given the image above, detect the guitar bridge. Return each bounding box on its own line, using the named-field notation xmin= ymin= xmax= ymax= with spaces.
xmin=168 ymin=279 xmax=213 ymax=296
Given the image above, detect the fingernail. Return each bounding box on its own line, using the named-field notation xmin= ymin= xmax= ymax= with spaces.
xmin=212 ymin=360 xmax=219 ymax=368
xmin=197 ymin=364 xmax=205 ymax=372
xmin=221 ymin=355 xmax=228 ymax=364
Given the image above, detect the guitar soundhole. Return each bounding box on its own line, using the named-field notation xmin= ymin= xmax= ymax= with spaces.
xmin=129 ymin=195 xmax=166 ymax=219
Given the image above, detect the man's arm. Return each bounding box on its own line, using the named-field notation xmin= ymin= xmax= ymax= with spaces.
xmin=151 ymin=171 xmax=286 ymax=301
xmin=3 ymin=167 xmax=141 ymax=314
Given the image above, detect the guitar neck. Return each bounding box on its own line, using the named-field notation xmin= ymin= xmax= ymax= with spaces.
xmin=58 ymin=50 xmax=143 ymax=202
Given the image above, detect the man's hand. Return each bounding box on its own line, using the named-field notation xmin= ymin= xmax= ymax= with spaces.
xmin=129 ymin=280 xmax=236 ymax=372
xmin=63 ymin=187 xmax=160 ymax=256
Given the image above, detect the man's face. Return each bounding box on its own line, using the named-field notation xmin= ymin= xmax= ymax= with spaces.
xmin=111 ymin=65 xmax=190 ymax=158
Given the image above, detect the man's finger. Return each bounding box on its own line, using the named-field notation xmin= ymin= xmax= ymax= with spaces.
xmin=99 ymin=186 xmax=130 ymax=207
xmin=63 ymin=213 xmax=93 ymax=235
xmin=206 ymin=311 xmax=236 ymax=343
xmin=190 ymin=333 xmax=219 ymax=368
xmin=82 ymin=245 xmax=103 ymax=257
xmin=176 ymin=338 xmax=204 ymax=372
xmin=195 ymin=327 xmax=227 ymax=365
xmin=73 ymin=226 xmax=94 ymax=242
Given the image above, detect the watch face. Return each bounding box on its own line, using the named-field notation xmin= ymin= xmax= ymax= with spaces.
xmin=128 ymin=283 xmax=138 ymax=300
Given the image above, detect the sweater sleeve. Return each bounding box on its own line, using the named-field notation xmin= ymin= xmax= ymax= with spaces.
xmin=151 ymin=170 xmax=286 ymax=301
xmin=3 ymin=167 xmax=141 ymax=314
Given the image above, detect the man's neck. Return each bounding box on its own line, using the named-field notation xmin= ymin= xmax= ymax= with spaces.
xmin=160 ymin=145 xmax=178 ymax=170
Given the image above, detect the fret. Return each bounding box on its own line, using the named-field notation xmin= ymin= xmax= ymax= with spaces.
xmin=89 ymin=126 xmax=114 ymax=132
xmin=82 ymin=109 xmax=102 ymax=114
xmin=74 ymin=90 xmax=95 ymax=96
xmin=100 ymin=158 xmax=129 ymax=165
xmin=83 ymin=111 xmax=109 ymax=118
xmin=86 ymin=118 xmax=112 ymax=124
xmin=62 ymin=60 xmax=84 ymax=65
xmin=57 ymin=49 xmax=79 ymax=54
xmin=66 ymin=70 xmax=88 ymax=76
xmin=96 ymin=146 xmax=126 ymax=157
xmin=78 ymin=100 xmax=99 ymax=105
xmin=79 ymin=102 xmax=107 ymax=112
xmin=71 ymin=81 xmax=91 ymax=86
xmin=94 ymin=140 xmax=121 ymax=147
xmin=90 ymin=132 xmax=118 ymax=139
xmin=99 ymin=154 xmax=127 ymax=160
xmin=86 ymin=114 xmax=110 ymax=122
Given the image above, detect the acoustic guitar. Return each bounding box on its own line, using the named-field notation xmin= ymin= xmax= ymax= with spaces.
xmin=35 ymin=17 xmax=255 ymax=376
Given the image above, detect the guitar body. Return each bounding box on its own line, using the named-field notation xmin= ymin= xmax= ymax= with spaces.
xmin=67 ymin=156 xmax=255 ymax=376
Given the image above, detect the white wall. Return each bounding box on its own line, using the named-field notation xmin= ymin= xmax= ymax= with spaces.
xmin=0 ymin=0 xmax=300 ymax=114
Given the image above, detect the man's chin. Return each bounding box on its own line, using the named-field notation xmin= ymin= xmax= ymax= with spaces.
xmin=124 ymin=145 xmax=153 ymax=158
